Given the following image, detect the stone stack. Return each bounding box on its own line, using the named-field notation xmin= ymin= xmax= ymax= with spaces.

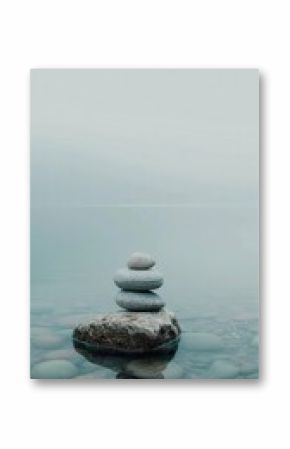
xmin=73 ymin=251 xmax=181 ymax=355
xmin=114 ymin=252 xmax=165 ymax=312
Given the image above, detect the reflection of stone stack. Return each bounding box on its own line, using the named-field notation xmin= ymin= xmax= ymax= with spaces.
xmin=114 ymin=252 xmax=165 ymax=311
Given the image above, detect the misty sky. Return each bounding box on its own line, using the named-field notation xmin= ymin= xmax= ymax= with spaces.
xmin=31 ymin=69 xmax=259 ymax=207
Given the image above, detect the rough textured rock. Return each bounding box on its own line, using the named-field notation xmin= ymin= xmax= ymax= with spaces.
xmin=73 ymin=309 xmax=181 ymax=355
xmin=116 ymin=291 xmax=165 ymax=312
xmin=127 ymin=252 xmax=155 ymax=270
xmin=114 ymin=268 xmax=163 ymax=291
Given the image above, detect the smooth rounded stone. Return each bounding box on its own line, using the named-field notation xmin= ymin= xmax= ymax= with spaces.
xmin=31 ymin=330 xmax=65 ymax=349
xmin=163 ymin=362 xmax=184 ymax=379
xmin=181 ymin=332 xmax=223 ymax=352
xmin=114 ymin=268 xmax=163 ymax=291
xmin=208 ymin=360 xmax=239 ymax=379
xmin=73 ymin=309 xmax=181 ymax=355
xmin=126 ymin=358 xmax=168 ymax=378
xmin=116 ymin=291 xmax=165 ymax=312
xmin=127 ymin=252 xmax=155 ymax=270
xmin=31 ymin=359 xmax=78 ymax=379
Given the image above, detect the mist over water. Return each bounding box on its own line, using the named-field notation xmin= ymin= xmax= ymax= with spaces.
xmin=31 ymin=205 xmax=259 ymax=378
xmin=30 ymin=70 xmax=259 ymax=378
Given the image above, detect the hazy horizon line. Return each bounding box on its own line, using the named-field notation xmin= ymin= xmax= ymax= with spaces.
xmin=31 ymin=202 xmax=258 ymax=209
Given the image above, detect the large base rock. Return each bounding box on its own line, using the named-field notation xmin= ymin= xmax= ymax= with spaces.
xmin=73 ymin=309 xmax=181 ymax=355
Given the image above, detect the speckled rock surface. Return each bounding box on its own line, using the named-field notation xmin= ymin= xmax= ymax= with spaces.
xmin=127 ymin=252 xmax=155 ymax=270
xmin=73 ymin=309 xmax=181 ymax=355
xmin=116 ymin=291 xmax=165 ymax=311
xmin=114 ymin=268 xmax=163 ymax=291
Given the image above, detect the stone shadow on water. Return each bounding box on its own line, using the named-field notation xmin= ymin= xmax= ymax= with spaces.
xmin=73 ymin=339 xmax=179 ymax=379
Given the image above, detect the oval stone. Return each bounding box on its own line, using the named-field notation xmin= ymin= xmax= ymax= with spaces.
xmin=31 ymin=360 xmax=78 ymax=379
xmin=116 ymin=291 xmax=165 ymax=311
xmin=125 ymin=358 xmax=168 ymax=378
xmin=208 ymin=360 xmax=239 ymax=379
xmin=114 ymin=268 xmax=163 ymax=291
xmin=127 ymin=252 xmax=155 ymax=270
xmin=31 ymin=329 xmax=65 ymax=349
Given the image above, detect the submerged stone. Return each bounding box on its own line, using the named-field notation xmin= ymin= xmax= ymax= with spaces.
xmin=73 ymin=309 xmax=181 ymax=355
xmin=162 ymin=362 xmax=185 ymax=379
xmin=73 ymin=339 xmax=178 ymax=379
xmin=114 ymin=268 xmax=163 ymax=291
xmin=125 ymin=358 xmax=168 ymax=378
xmin=40 ymin=348 xmax=83 ymax=364
xmin=116 ymin=290 xmax=165 ymax=312
xmin=31 ymin=329 xmax=65 ymax=349
xmin=208 ymin=360 xmax=239 ymax=379
xmin=31 ymin=359 xmax=78 ymax=379
xmin=124 ymin=358 xmax=184 ymax=379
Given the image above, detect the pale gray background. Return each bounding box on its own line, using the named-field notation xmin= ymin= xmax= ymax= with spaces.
xmin=31 ymin=69 xmax=259 ymax=207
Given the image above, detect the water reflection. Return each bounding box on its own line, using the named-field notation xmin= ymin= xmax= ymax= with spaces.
xmin=73 ymin=339 xmax=179 ymax=379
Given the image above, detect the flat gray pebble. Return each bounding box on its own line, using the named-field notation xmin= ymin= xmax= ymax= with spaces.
xmin=116 ymin=290 xmax=165 ymax=311
xmin=114 ymin=268 xmax=163 ymax=291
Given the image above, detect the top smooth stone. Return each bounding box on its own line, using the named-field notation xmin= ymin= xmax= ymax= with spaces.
xmin=127 ymin=252 xmax=155 ymax=270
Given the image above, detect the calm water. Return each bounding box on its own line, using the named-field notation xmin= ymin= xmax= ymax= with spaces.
xmin=31 ymin=205 xmax=259 ymax=379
